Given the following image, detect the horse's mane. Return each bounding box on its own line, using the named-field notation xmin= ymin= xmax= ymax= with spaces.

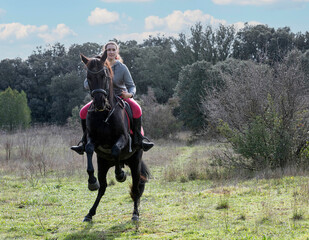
xmin=104 ymin=61 xmax=114 ymax=106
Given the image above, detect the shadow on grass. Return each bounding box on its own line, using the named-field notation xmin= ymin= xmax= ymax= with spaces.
xmin=62 ymin=220 xmax=140 ymax=240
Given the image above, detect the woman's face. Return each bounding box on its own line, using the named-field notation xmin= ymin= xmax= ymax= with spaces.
xmin=106 ymin=44 xmax=117 ymax=61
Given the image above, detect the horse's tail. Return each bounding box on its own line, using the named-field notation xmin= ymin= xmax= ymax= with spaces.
xmin=140 ymin=160 xmax=151 ymax=182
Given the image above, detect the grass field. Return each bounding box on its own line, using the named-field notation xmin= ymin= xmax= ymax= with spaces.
xmin=0 ymin=127 xmax=308 ymax=239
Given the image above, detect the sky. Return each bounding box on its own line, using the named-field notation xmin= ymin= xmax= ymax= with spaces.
xmin=0 ymin=0 xmax=308 ymax=60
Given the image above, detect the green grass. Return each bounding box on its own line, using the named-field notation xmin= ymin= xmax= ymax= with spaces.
xmin=1 ymin=171 xmax=308 ymax=239
xmin=0 ymin=128 xmax=308 ymax=239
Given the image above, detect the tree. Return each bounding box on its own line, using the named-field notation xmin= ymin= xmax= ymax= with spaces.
xmin=174 ymin=61 xmax=223 ymax=132
xmin=0 ymin=58 xmax=31 ymax=92
xmin=133 ymin=36 xmax=179 ymax=103
xmin=67 ymin=42 xmax=102 ymax=73
xmin=301 ymin=49 xmax=309 ymax=82
xmin=215 ymin=24 xmax=235 ymax=62
xmin=0 ymin=87 xmax=31 ymax=131
xmin=232 ymin=24 xmax=298 ymax=64
xmin=173 ymin=33 xmax=195 ymax=67
xmin=26 ymin=43 xmax=67 ymax=122
xmin=294 ymin=31 xmax=309 ymax=52
xmin=190 ymin=22 xmax=207 ymax=62
xmin=49 ymin=71 xmax=86 ymax=124
xmin=232 ymin=24 xmax=275 ymax=62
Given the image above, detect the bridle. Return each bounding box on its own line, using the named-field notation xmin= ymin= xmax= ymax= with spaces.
xmin=86 ymin=63 xmax=122 ymax=123
xmin=86 ymin=64 xmax=111 ymax=112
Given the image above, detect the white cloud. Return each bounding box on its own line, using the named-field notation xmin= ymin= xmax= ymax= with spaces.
xmin=101 ymin=0 xmax=151 ymax=2
xmin=145 ymin=16 xmax=165 ymax=30
xmin=115 ymin=31 xmax=178 ymax=43
xmin=0 ymin=23 xmax=48 ymax=40
xmin=0 ymin=22 xmax=76 ymax=43
xmin=232 ymin=21 xmax=262 ymax=31
xmin=38 ymin=24 xmax=76 ymax=43
xmin=117 ymin=10 xmax=263 ymax=44
xmin=117 ymin=21 xmax=263 ymax=43
xmin=145 ymin=10 xmax=227 ymax=32
xmin=88 ymin=8 xmax=119 ymax=25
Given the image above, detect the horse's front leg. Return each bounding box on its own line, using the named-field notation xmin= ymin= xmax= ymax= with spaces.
xmin=84 ymin=159 xmax=110 ymax=222
xmin=111 ymin=134 xmax=127 ymax=182
xmin=85 ymin=136 xmax=100 ymax=191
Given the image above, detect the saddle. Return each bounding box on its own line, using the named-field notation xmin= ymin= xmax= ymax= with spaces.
xmin=116 ymin=96 xmax=133 ymax=135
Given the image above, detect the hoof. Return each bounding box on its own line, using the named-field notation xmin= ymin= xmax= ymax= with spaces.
xmin=88 ymin=180 xmax=100 ymax=191
xmin=116 ymin=171 xmax=127 ymax=183
xmin=83 ymin=215 xmax=92 ymax=222
xmin=132 ymin=214 xmax=139 ymax=222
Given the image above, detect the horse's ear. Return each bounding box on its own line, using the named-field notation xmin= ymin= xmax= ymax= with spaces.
xmin=101 ymin=50 xmax=107 ymax=63
xmin=80 ymin=54 xmax=89 ymax=65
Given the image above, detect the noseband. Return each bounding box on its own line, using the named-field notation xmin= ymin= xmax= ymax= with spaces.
xmin=91 ymin=89 xmax=108 ymax=98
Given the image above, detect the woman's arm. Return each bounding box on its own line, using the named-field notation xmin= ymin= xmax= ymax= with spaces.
xmin=123 ymin=64 xmax=136 ymax=97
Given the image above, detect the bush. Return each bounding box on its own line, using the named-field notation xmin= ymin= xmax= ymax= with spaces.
xmin=299 ymin=141 xmax=309 ymax=168
xmin=218 ymin=95 xmax=297 ymax=170
xmin=67 ymin=105 xmax=82 ymax=128
xmin=140 ymin=88 xmax=182 ymax=139
xmin=204 ymin=50 xmax=309 ymax=170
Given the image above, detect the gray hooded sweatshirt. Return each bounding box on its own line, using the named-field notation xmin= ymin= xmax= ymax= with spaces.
xmin=84 ymin=60 xmax=136 ymax=97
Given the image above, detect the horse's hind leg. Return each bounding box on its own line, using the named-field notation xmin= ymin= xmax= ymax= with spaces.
xmin=84 ymin=160 xmax=110 ymax=222
xmin=129 ymin=151 xmax=148 ymax=221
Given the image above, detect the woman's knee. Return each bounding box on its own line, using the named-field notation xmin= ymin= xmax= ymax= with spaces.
xmin=79 ymin=101 xmax=92 ymax=119
xmin=125 ymin=98 xmax=142 ymax=118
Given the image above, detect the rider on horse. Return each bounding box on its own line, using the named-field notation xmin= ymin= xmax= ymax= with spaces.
xmin=71 ymin=41 xmax=154 ymax=154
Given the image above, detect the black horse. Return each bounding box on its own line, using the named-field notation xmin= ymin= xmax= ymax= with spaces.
xmin=80 ymin=52 xmax=150 ymax=222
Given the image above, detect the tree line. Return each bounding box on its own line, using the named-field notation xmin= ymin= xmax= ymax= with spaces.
xmin=0 ymin=23 xmax=309 ymax=129
xmin=1 ymin=22 xmax=309 ymax=170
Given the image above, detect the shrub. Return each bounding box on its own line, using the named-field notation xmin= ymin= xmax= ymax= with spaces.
xmin=299 ymin=141 xmax=309 ymax=168
xmin=140 ymin=88 xmax=182 ymax=139
xmin=204 ymin=50 xmax=309 ymax=170
xmin=217 ymin=95 xmax=295 ymax=170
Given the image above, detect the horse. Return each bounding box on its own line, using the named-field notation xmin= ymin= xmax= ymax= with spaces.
xmin=79 ymin=51 xmax=150 ymax=222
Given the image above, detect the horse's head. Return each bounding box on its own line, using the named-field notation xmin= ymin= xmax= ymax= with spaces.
xmin=81 ymin=51 xmax=113 ymax=111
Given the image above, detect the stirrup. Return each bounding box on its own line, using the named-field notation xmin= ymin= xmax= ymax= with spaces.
xmin=141 ymin=136 xmax=154 ymax=152
xmin=141 ymin=141 xmax=154 ymax=152
xmin=71 ymin=140 xmax=85 ymax=155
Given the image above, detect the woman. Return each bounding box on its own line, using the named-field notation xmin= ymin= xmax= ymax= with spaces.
xmin=71 ymin=41 xmax=154 ymax=154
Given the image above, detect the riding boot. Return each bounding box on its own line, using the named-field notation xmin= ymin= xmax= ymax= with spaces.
xmin=133 ymin=116 xmax=154 ymax=152
xmin=71 ymin=119 xmax=87 ymax=155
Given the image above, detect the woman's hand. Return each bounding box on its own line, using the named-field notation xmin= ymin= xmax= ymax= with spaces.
xmin=121 ymin=91 xmax=133 ymax=99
